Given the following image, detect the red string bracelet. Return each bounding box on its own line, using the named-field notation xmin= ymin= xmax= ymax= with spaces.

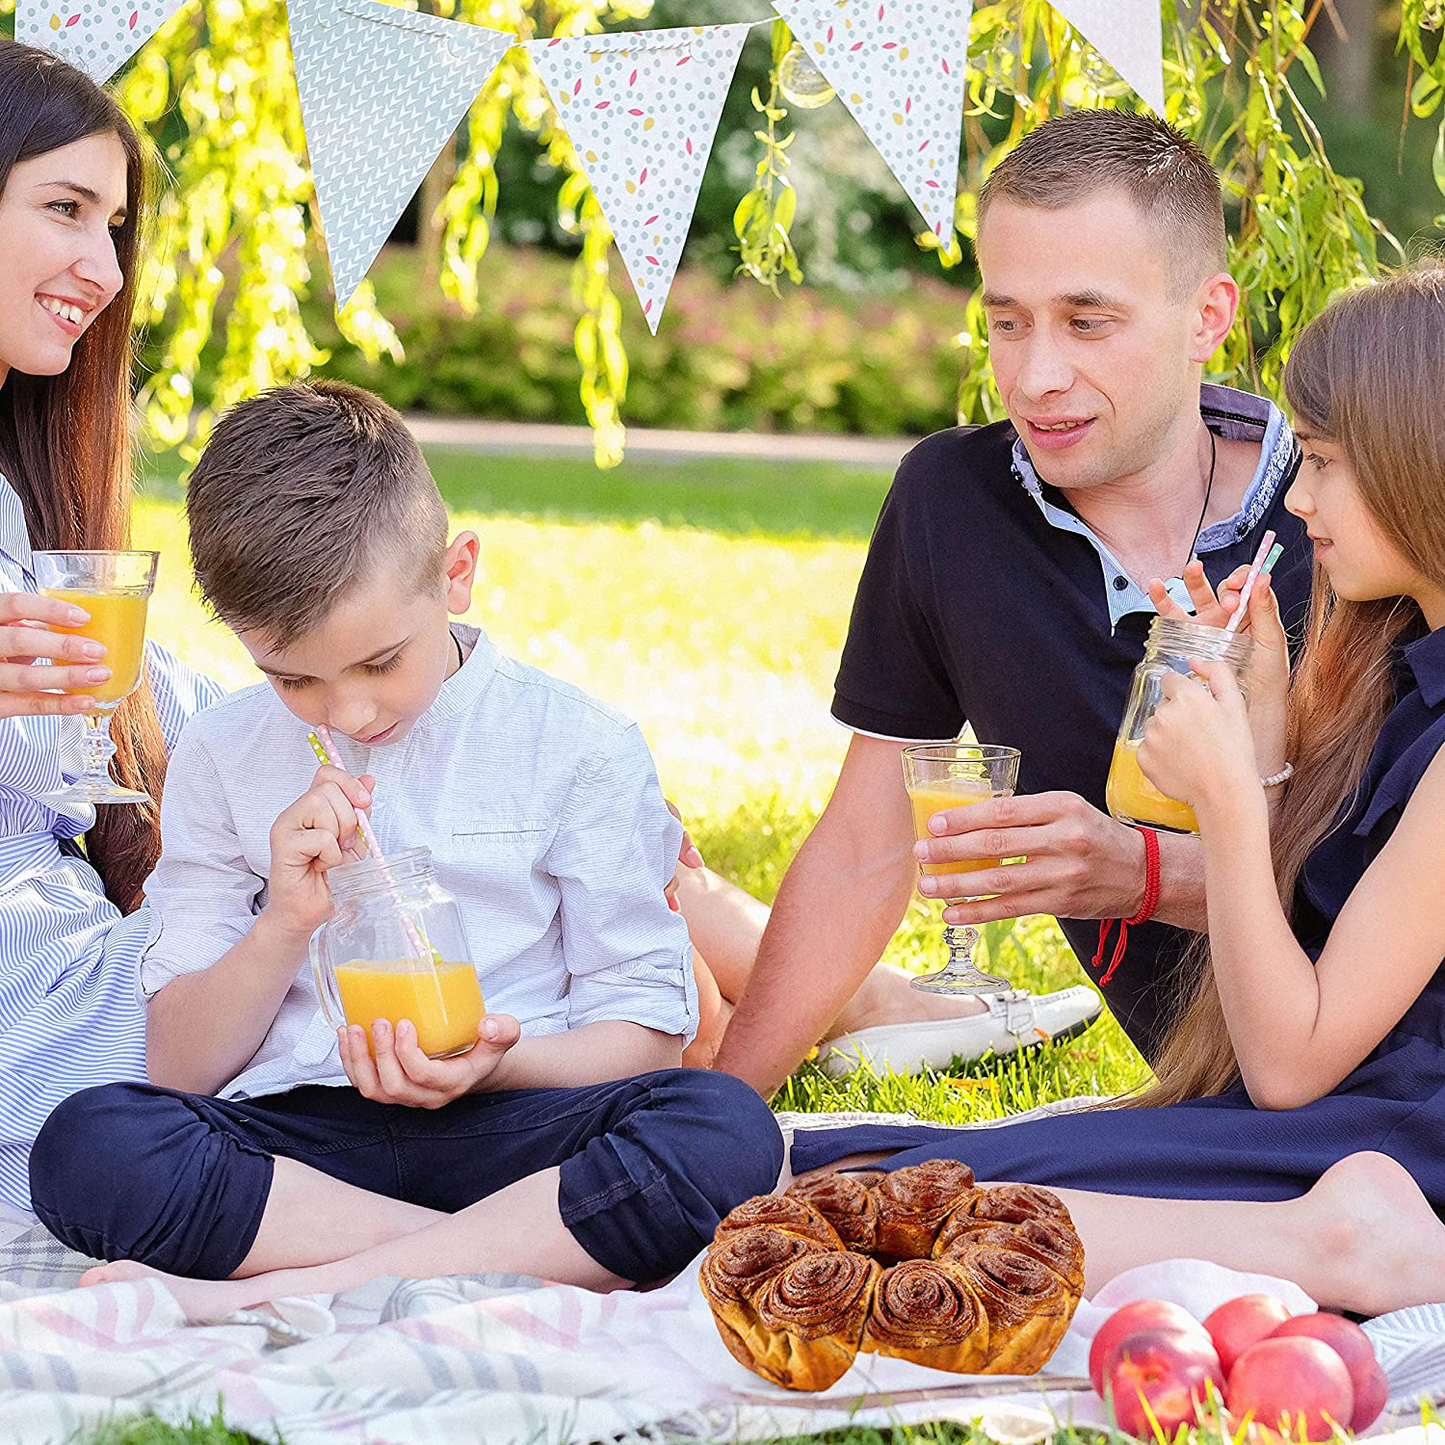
xmin=1092 ymin=827 xmax=1160 ymax=987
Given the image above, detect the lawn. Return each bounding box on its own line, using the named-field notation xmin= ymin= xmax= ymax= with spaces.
xmin=114 ymin=446 xmax=1148 ymax=1445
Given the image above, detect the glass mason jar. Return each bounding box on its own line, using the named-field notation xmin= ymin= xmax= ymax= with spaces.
xmin=309 ymin=847 xmax=483 ymax=1059
xmin=1106 ymin=616 xmax=1255 ymax=836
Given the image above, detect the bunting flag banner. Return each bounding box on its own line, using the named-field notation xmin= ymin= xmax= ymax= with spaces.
xmin=527 ymin=23 xmax=753 ymax=333
xmin=1048 ymin=0 xmax=1165 ymax=114
xmin=16 ymin=0 xmax=191 ymax=84
xmin=287 ymin=0 xmax=515 ymax=309
xmin=771 ymin=0 xmax=971 ymax=242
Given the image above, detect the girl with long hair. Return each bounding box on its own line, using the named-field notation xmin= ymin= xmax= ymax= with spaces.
xmin=0 ymin=38 xmax=223 ymax=1213
xmin=782 ymin=264 xmax=1445 ymax=1317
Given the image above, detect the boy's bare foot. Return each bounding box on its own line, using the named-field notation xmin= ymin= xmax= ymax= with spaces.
xmin=1303 ymin=1151 xmax=1445 ymax=1315
xmin=80 ymin=1259 xmax=265 ymax=1321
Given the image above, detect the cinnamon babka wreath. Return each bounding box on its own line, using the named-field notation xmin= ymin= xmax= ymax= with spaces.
xmin=699 ymin=1161 xmax=1085 ymax=1391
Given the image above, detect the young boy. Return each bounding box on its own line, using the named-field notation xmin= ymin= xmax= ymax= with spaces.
xmin=28 ymin=381 xmax=783 ymax=1312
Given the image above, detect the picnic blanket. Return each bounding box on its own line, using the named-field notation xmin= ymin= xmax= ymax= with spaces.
xmin=2 ymin=1105 xmax=1444 ymax=1445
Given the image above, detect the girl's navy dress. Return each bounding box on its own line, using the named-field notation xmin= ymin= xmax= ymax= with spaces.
xmin=791 ymin=625 xmax=1445 ymax=1209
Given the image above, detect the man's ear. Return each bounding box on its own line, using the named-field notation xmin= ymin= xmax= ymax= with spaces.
xmin=443 ymin=532 xmax=481 ymax=614
xmin=1190 ymin=271 xmax=1241 ymax=365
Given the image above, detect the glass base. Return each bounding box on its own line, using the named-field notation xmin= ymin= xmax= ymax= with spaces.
xmin=40 ymin=778 xmax=151 ymax=808
xmin=910 ymin=967 xmax=1012 ymax=996
xmin=910 ymin=924 xmax=1012 ymax=995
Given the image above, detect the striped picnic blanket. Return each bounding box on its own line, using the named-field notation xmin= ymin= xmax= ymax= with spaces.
xmin=0 ymin=1107 xmax=1441 ymax=1444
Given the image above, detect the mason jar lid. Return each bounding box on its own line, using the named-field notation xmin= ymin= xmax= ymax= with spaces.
xmin=329 ymin=846 xmax=434 ymax=901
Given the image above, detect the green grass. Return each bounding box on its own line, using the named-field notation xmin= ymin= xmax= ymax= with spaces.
xmin=107 ymin=449 xmax=1148 ymax=1445
xmin=141 ymin=447 xmax=895 ymax=542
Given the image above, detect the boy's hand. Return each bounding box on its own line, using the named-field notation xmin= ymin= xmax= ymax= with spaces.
xmin=339 ymin=1014 xmax=522 ymax=1108
xmin=265 ymin=766 xmax=375 ymax=938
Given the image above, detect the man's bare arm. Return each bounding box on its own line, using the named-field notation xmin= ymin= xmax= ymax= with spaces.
xmin=712 ymin=733 xmax=920 ymax=1097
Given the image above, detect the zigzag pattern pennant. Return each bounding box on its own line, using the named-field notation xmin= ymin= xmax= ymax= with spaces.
xmin=527 ymin=23 xmax=752 ymax=333
xmin=772 ymin=0 xmax=971 ymax=241
xmin=16 ymin=0 xmax=191 ymax=84
xmin=287 ymin=0 xmax=514 ymax=309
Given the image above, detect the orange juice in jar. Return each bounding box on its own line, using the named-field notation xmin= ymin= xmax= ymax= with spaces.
xmin=1108 ymin=616 xmax=1253 ymax=836
xmin=311 ymin=847 xmax=483 ymax=1060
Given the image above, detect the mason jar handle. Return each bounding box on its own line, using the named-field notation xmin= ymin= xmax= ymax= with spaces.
xmin=309 ymin=922 xmax=346 ymax=1033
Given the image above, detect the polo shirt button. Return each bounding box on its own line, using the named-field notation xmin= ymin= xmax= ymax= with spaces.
xmin=1112 ymin=576 xmax=1129 ymax=591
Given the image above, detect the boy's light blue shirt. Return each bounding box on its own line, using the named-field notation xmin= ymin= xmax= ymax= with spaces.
xmin=139 ymin=623 xmax=696 ymax=1101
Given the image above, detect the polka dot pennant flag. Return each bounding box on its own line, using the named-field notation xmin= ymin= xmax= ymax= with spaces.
xmin=1047 ymin=0 xmax=1165 ymax=114
xmin=287 ymin=0 xmax=515 ymax=311
xmin=527 ymin=23 xmax=754 ymax=335
xmin=15 ymin=0 xmax=192 ymax=84
xmin=771 ymin=0 xmax=971 ymax=243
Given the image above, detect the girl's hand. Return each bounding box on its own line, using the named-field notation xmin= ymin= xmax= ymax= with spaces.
xmin=1137 ymin=659 xmax=1260 ymax=816
xmin=340 ymin=1013 xmax=522 ymax=1107
xmin=1148 ymin=566 xmax=1291 ymax=775
xmin=0 ymin=591 xmax=112 ymax=717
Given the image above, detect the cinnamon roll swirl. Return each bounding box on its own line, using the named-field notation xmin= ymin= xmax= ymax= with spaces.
xmin=861 ymin=1257 xmax=989 ymax=1373
xmin=873 ymin=1159 xmax=977 ymax=1258
xmin=785 ymin=1171 xmax=880 ymax=1253
xmin=714 ymin=1194 xmax=844 ymax=1250
xmin=952 ymin=1243 xmax=1080 ymax=1375
xmin=744 ymin=1250 xmax=881 ymax=1390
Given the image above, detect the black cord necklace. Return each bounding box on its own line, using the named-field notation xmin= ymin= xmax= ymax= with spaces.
xmin=1181 ymin=426 xmax=1218 ymax=576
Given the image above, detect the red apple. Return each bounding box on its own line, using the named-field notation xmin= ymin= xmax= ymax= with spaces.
xmin=1104 ymin=1328 xmax=1227 ymax=1438
xmin=1228 ymin=1336 xmax=1355 ymax=1442
xmin=1089 ymin=1299 xmax=1214 ymax=1395
xmin=1269 ymin=1313 xmax=1389 ymax=1431
xmin=1203 ymin=1293 xmax=1294 ymax=1374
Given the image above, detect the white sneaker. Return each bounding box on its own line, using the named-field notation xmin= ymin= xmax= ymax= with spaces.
xmin=814 ymin=986 xmax=1102 ymax=1079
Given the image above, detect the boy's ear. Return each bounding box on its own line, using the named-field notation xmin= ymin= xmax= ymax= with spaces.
xmin=443 ymin=532 xmax=481 ymax=614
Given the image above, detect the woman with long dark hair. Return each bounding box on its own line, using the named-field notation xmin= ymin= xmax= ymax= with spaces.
xmin=0 ymin=39 xmax=223 ymax=1213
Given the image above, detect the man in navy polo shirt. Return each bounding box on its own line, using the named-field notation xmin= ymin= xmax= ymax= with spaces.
xmin=715 ymin=109 xmax=1312 ymax=1095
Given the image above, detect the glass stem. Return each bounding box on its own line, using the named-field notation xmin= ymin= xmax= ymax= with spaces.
xmin=80 ymin=711 xmax=119 ymax=788
xmin=943 ymin=924 xmax=981 ymax=975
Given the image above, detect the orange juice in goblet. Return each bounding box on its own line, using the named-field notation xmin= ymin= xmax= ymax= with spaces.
xmin=32 ymin=550 xmax=158 ymax=806
xmin=902 ymin=744 xmax=1021 ymax=995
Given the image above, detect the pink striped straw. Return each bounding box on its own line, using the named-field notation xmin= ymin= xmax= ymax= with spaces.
xmin=308 ymin=726 xmax=431 ymax=964
xmin=1225 ymin=530 xmax=1277 ymax=635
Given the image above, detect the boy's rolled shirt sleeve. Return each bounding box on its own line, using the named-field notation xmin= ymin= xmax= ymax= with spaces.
xmin=549 ymin=724 xmax=698 ymax=1044
xmin=137 ymin=728 xmax=266 ymax=1001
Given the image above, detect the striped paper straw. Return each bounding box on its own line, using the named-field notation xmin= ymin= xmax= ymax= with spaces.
xmin=306 ymin=727 xmax=432 ymax=964
xmin=1225 ymin=530 xmax=1278 ymax=635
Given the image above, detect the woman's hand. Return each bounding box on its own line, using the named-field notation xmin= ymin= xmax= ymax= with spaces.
xmin=0 ymin=591 xmax=112 ymax=717
xmin=1137 ymin=659 xmax=1261 ymax=817
xmin=339 ymin=1013 xmax=522 ymax=1108
xmin=1148 ymin=565 xmax=1291 ymax=776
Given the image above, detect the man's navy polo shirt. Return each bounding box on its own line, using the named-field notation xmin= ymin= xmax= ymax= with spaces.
xmin=832 ymin=385 xmax=1313 ymax=1062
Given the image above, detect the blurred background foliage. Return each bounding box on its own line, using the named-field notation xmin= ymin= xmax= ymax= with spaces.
xmin=1 ymin=0 xmax=1443 ymax=463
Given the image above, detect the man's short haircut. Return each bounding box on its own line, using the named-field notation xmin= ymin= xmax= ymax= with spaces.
xmin=977 ymin=109 xmax=1228 ymax=294
xmin=186 ymin=380 xmax=449 ymax=648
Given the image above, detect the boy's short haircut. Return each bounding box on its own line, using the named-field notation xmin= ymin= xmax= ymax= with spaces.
xmin=977 ymin=109 xmax=1228 ymax=296
xmin=186 ymin=380 xmax=449 ymax=647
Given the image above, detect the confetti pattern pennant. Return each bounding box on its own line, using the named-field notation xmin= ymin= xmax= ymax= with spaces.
xmin=772 ymin=0 xmax=970 ymax=241
xmin=1048 ymin=0 xmax=1165 ymax=114
xmin=287 ymin=0 xmax=515 ymax=310
xmin=527 ymin=23 xmax=753 ymax=334
xmin=16 ymin=0 xmax=191 ymax=84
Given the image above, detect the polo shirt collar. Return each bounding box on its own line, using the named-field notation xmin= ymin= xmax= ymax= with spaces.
xmin=1405 ymin=625 xmax=1445 ymax=708
xmin=1010 ymin=384 xmax=1294 ymax=630
xmin=0 ymin=473 xmax=34 ymax=583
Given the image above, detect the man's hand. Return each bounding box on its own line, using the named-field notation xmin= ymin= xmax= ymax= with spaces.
xmin=339 ymin=1013 xmax=522 ymax=1108
xmin=664 ymin=797 xmax=705 ymax=912
xmin=265 ymin=766 xmax=375 ymax=938
xmin=911 ymin=790 xmax=1147 ymax=924
xmin=0 ymin=591 xmax=112 ymax=717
